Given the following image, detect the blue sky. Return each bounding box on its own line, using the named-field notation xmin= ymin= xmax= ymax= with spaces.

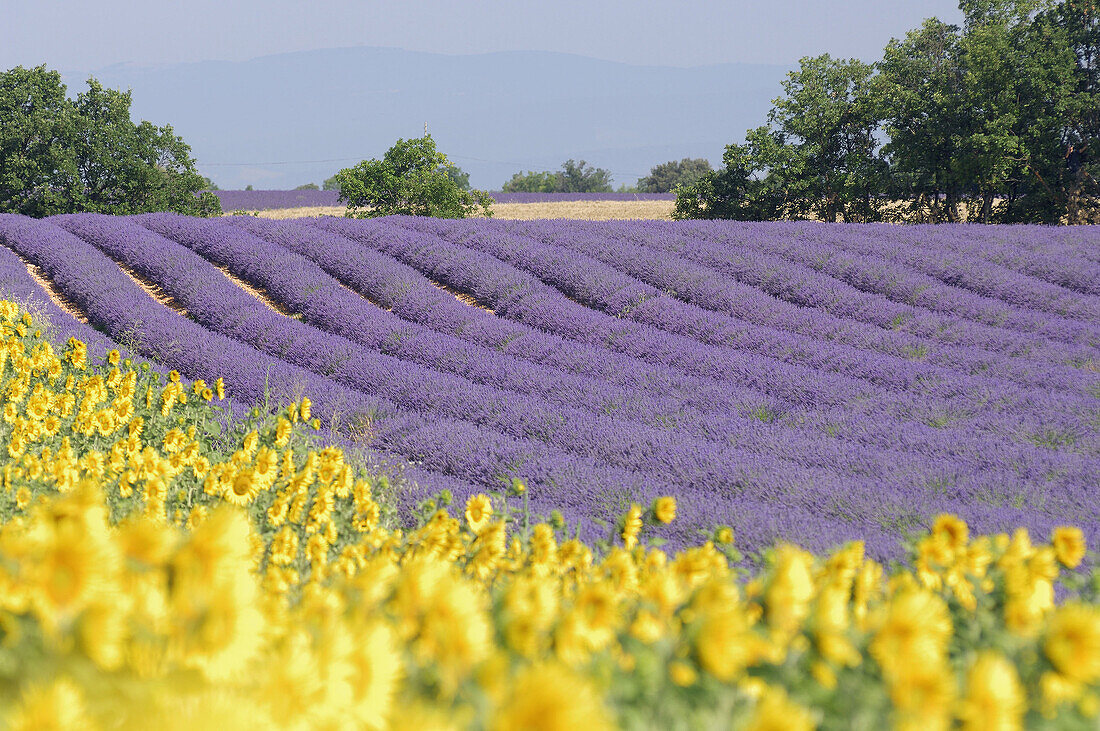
xmin=5 ymin=0 xmax=963 ymax=71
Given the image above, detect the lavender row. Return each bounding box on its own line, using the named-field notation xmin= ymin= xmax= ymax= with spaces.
xmin=9 ymin=213 xmax=1099 ymax=558
xmin=395 ymin=217 xmax=1097 ymax=448
xmin=0 ymin=243 xmax=127 ymax=362
xmin=0 ymin=214 xmax=713 ymax=551
xmin=803 ymin=223 xmax=1100 ymax=324
xmin=325 ymin=216 xmax=1100 ymax=474
xmin=321 ymin=216 xmax=883 ymax=411
xmin=568 ymin=219 xmax=1097 ymax=371
xmin=945 ymin=226 xmax=1100 ymax=297
xmin=83 ymin=213 xmax=994 ymax=530
xmin=226 ymin=216 xmax=789 ymax=420
xmin=54 ymin=213 xmax=984 ymax=557
xmin=93 ymin=214 xmax=1100 ymax=538
xmin=234 ymin=216 xmax=1074 ymax=480
xmin=256 ymin=216 xmax=1100 ymax=485
xmin=173 ymin=216 xmax=1051 ymax=491
xmin=471 ymin=217 xmax=1095 ymax=397
xmin=153 ymin=216 xmax=707 ymax=430
xmin=688 ymin=221 xmax=1099 ymax=356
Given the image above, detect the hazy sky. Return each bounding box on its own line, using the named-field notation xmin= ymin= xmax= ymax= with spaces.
xmin=5 ymin=0 xmax=964 ymax=72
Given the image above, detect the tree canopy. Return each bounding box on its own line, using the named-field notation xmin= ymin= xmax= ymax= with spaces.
xmin=334 ymin=135 xmax=492 ymax=218
xmin=0 ymin=65 xmax=220 ymax=218
xmin=637 ymin=158 xmax=713 ymax=193
xmin=675 ymin=0 xmax=1099 ymax=224
xmin=502 ymin=159 xmax=613 ymax=193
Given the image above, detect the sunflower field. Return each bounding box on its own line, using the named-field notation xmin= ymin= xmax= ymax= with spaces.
xmin=0 ymin=300 xmax=1096 ymax=729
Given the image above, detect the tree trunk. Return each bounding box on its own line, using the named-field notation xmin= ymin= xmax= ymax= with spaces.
xmin=945 ymin=190 xmax=959 ymax=223
xmin=980 ymin=191 xmax=994 ymax=223
xmin=1066 ymin=169 xmax=1085 ymax=225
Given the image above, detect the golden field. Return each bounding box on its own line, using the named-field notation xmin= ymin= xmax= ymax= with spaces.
xmin=234 ymin=200 xmax=677 ymax=221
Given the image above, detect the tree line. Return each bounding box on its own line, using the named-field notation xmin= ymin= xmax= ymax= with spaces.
xmin=675 ymin=0 xmax=1099 ymax=224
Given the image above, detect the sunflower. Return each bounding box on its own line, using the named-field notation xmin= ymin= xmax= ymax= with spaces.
xmin=957 ymin=652 xmax=1026 ymax=731
xmin=7 ymin=678 xmax=94 ymax=731
xmin=491 ymin=662 xmax=613 ymax=731
xmin=224 ymin=469 xmax=260 ymax=506
xmin=1052 ymin=527 xmax=1087 ymax=569
xmin=653 ymin=496 xmax=677 ymax=524
xmin=464 ymin=494 xmax=493 ymax=534
xmin=1045 ymin=604 xmax=1100 ymax=685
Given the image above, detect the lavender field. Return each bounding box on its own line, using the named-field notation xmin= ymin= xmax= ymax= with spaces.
xmin=0 ymin=212 xmax=1097 ymax=560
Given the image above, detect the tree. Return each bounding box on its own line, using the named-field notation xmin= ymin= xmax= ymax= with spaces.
xmin=558 ymin=159 xmax=613 ymax=192
xmin=637 ymin=158 xmax=713 ymax=193
xmin=501 ymin=159 xmax=613 ymax=193
xmin=334 ymin=135 xmax=492 ymax=218
xmin=295 ymin=183 xmax=320 ymax=190
xmin=71 ymin=80 xmax=220 ymax=216
xmin=201 ymin=176 xmax=219 ymax=191
xmin=322 ymin=175 xmax=340 ymax=191
xmin=501 ymin=170 xmax=560 ymax=193
xmin=879 ymin=19 xmax=971 ymax=222
xmin=444 ymin=164 xmax=471 ymax=190
xmin=1053 ymin=0 xmax=1100 ymax=223
xmin=0 ymin=66 xmax=219 ymax=217
xmin=675 ymin=55 xmax=887 ymax=222
xmin=762 ymin=55 xmax=888 ymax=222
xmin=1013 ymin=0 xmax=1100 ymax=223
xmin=672 ymin=136 xmax=790 ymax=220
xmin=0 ymin=66 xmax=81 ymax=217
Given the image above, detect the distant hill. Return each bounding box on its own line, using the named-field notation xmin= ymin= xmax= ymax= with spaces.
xmin=64 ymin=47 xmax=789 ymax=190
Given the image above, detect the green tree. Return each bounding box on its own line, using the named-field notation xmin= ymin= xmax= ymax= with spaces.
xmin=444 ymin=164 xmax=471 ymax=190
xmin=335 ymin=135 xmax=492 ymax=218
xmin=72 ymin=80 xmax=220 ymax=216
xmin=0 ymin=66 xmax=219 ymax=217
xmin=295 ymin=183 xmax=320 ymax=190
xmin=955 ymin=0 xmax=1081 ymax=222
xmin=322 ymin=175 xmax=340 ymax=191
xmin=637 ymin=158 xmax=713 ymax=193
xmin=201 ymin=176 xmax=219 ymax=191
xmin=501 ymin=170 xmax=560 ymax=193
xmin=672 ymin=136 xmax=790 ymax=220
xmin=881 ymin=1 xmax=1092 ymax=223
xmin=879 ymin=19 xmax=971 ymax=222
xmin=501 ymin=160 xmax=613 ymax=193
xmin=0 ymin=66 xmax=81 ymax=217
xmin=1016 ymin=0 xmax=1100 ymax=223
xmin=765 ymin=55 xmax=887 ymax=222
xmin=1056 ymin=0 xmax=1100 ymax=223
xmin=676 ymin=55 xmax=886 ymax=222
xmin=558 ymin=159 xmax=613 ymax=192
